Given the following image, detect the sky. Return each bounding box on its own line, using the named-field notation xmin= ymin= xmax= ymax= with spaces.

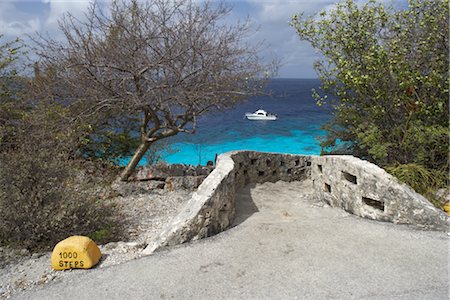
xmin=0 ymin=0 xmax=404 ymax=78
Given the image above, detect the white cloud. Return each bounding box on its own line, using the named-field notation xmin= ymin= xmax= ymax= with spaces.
xmin=42 ymin=0 xmax=91 ymax=29
xmin=0 ymin=1 xmax=43 ymax=37
xmin=248 ymin=0 xmax=336 ymax=22
xmin=239 ymin=0 xmax=336 ymax=77
xmin=0 ymin=0 xmax=93 ymax=41
xmin=1 ymin=0 xmax=365 ymax=78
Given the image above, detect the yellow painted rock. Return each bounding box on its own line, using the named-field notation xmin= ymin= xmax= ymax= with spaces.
xmin=443 ymin=202 xmax=450 ymax=214
xmin=51 ymin=236 xmax=101 ymax=270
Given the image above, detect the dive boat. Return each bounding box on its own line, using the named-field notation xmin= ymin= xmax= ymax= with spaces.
xmin=244 ymin=109 xmax=278 ymax=121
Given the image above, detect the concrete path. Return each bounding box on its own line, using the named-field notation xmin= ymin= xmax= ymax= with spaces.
xmin=15 ymin=180 xmax=449 ymax=299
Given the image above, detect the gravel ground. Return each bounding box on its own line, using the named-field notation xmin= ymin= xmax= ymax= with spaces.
xmin=0 ymin=188 xmax=193 ymax=299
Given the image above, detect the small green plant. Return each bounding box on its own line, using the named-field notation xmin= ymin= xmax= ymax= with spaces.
xmin=385 ymin=163 xmax=448 ymax=208
xmin=89 ymin=224 xmax=115 ymax=244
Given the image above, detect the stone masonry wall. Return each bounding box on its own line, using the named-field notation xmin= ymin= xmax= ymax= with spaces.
xmin=310 ymin=155 xmax=449 ymax=230
xmin=143 ymin=151 xmax=449 ymax=255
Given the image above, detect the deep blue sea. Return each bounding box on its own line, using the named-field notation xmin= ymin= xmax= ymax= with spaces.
xmin=154 ymin=78 xmax=332 ymax=165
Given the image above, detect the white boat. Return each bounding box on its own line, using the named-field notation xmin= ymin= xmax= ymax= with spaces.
xmin=244 ymin=109 xmax=278 ymax=121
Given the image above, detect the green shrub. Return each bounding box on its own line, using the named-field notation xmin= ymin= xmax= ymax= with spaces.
xmin=0 ymin=162 xmax=124 ymax=252
xmin=292 ymin=0 xmax=449 ymax=172
xmin=0 ymin=149 xmax=124 ymax=251
xmin=0 ymin=102 xmax=124 ymax=251
xmin=385 ymin=163 xmax=448 ymax=208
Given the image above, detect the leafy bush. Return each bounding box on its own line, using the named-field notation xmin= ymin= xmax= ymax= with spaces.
xmin=292 ymin=0 xmax=449 ymax=171
xmin=385 ymin=163 xmax=448 ymax=208
xmin=0 ymin=98 xmax=124 ymax=251
xmin=0 ymin=150 xmax=123 ymax=251
xmin=292 ymin=0 xmax=449 ymax=205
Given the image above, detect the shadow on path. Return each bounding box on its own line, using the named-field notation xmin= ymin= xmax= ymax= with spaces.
xmin=232 ymin=184 xmax=259 ymax=227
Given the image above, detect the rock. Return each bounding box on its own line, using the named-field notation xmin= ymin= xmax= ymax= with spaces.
xmin=167 ymin=164 xmax=187 ymax=177
xmin=195 ymin=165 xmax=214 ymax=176
xmin=51 ymin=236 xmax=102 ymax=270
xmin=111 ymin=182 xmax=147 ymax=197
xmin=103 ymin=242 xmax=118 ymax=250
xmin=112 ymin=180 xmax=169 ymax=196
xmin=184 ymin=165 xmax=197 ymax=176
xmin=125 ymin=242 xmax=146 ymax=250
xmin=31 ymin=253 xmax=44 ymax=259
xmin=435 ymin=189 xmax=450 ymax=204
xmin=443 ymin=202 xmax=450 ymax=214
xmin=135 ymin=165 xmax=169 ymax=180
xmin=165 ymin=176 xmax=206 ymax=191
xmin=135 ymin=163 xmax=215 ymax=181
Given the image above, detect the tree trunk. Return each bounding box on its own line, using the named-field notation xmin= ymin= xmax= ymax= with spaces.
xmin=119 ymin=141 xmax=151 ymax=181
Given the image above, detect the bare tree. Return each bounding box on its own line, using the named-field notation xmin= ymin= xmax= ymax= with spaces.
xmin=32 ymin=0 xmax=274 ymax=181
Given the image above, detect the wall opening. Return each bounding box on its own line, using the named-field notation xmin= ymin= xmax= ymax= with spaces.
xmin=287 ymin=168 xmax=292 ymax=174
xmin=295 ymin=159 xmax=300 ymax=166
xmin=318 ymin=164 xmax=323 ymax=173
xmin=258 ymin=171 xmax=265 ymax=177
xmin=280 ymin=161 xmax=285 ymax=166
xmin=362 ymin=197 xmax=384 ymax=211
xmin=306 ymin=161 xmax=311 ymax=166
xmin=266 ymin=159 xmax=271 ymax=166
xmin=251 ymin=158 xmax=257 ymax=165
xmin=342 ymin=171 xmax=357 ymax=184
xmin=272 ymin=170 xmax=277 ymax=176
xmin=324 ymin=183 xmax=331 ymax=193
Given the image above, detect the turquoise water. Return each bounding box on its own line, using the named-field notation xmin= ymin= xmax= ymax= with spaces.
xmin=163 ymin=127 xmax=325 ymax=165
xmin=123 ymin=79 xmax=332 ymax=166
xmin=162 ymin=78 xmax=332 ymax=165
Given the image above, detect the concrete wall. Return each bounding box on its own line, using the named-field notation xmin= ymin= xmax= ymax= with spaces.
xmin=143 ymin=151 xmax=449 ymax=254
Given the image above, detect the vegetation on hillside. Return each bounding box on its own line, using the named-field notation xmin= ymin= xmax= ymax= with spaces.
xmin=291 ymin=0 xmax=449 ymax=199
xmin=0 ymin=35 xmax=124 ymax=251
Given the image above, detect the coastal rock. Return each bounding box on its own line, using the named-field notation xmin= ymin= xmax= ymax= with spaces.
xmin=135 ymin=164 xmax=169 ymax=180
xmin=135 ymin=164 xmax=215 ymax=181
xmin=164 ymin=176 xmax=206 ymax=191
xmin=167 ymin=164 xmax=187 ymax=177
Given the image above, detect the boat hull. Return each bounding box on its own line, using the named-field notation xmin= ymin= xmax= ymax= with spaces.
xmin=245 ymin=115 xmax=277 ymax=121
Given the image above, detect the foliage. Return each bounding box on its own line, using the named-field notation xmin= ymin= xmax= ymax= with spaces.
xmin=0 ymin=152 xmax=122 ymax=251
xmin=386 ymin=163 xmax=448 ymax=207
xmin=0 ymin=37 xmax=124 ymax=251
xmin=0 ymin=35 xmax=27 ymax=151
xmin=385 ymin=163 xmax=446 ymax=195
xmin=80 ymin=116 xmax=141 ymax=162
xmin=145 ymin=139 xmax=179 ymax=166
xmin=291 ymin=0 xmax=449 ymax=174
xmin=0 ymin=35 xmax=24 ymax=99
xmin=32 ymin=0 xmax=275 ymax=181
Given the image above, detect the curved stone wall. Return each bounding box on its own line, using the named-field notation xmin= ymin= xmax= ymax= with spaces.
xmin=143 ymin=151 xmax=449 ymax=254
xmin=310 ymin=155 xmax=448 ymax=229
